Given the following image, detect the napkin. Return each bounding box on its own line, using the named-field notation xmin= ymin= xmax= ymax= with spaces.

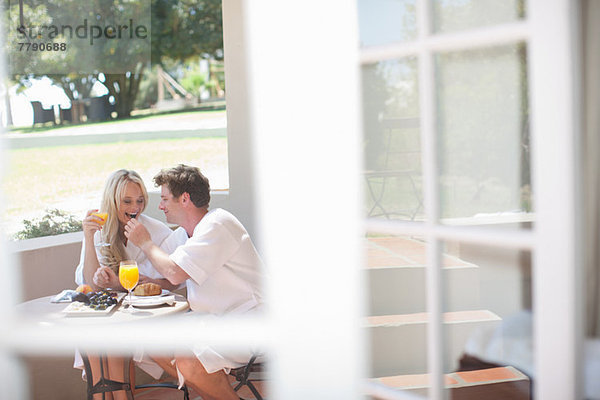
xmin=51 ymin=289 xmax=79 ymax=303
xmin=128 ymin=294 xmax=176 ymax=307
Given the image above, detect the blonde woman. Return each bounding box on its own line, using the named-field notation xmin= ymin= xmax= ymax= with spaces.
xmin=73 ymin=169 xmax=187 ymax=400
xmin=76 ymin=169 xmax=186 ymax=290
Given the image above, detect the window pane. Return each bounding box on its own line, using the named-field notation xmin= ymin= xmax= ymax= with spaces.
xmin=20 ymin=353 xmax=269 ymax=400
xmin=362 ymin=58 xmax=423 ymax=221
xmin=432 ymin=0 xmax=526 ymax=34
xmin=442 ymin=241 xmax=533 ymax=398
xmin=436 ymin=44 xmax=532 ymax=228
xmin=2 ymin=121 xmax=228 ymax=237
xmin=357 ymin=0 xmax=417 ymax=48
xmin=366 ymin=235 xmax=429 ymax=397
xmin=3 ymin=0 xmax=228 ymax=240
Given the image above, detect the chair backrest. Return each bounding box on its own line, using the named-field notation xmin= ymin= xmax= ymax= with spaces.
xmin=379 ymin=117 xmax=420 ymax=172
xmin=230 ymin=355 xmax=265 ymax=400
xmin=60 ymin=105 xmax=73 ymax=122
xmin=31 ymin=101 xmax=55 ymax=124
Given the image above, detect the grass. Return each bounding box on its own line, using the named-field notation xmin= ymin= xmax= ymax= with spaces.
xmin=7 ymin=107 xmax=226 ymax=134
xmin=2 ymin=136 xmax=228 ymax=233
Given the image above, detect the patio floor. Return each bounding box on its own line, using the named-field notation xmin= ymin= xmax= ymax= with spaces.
xmin=366 ymin=235 xmax=465 ymax=268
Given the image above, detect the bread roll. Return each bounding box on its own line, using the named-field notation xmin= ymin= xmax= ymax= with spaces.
xmin=133 ymin=282 xmax=162 ymax=296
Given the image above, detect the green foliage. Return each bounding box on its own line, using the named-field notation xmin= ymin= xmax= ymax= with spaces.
xmin=6 ymin=0 xmax=224 ymax=118
xmin=13 ymin=209 xmax=82 ymax=240
xmin=181 ymin=64 xmax=208 ymax=98
xmin=134 ymin=64 xmax=159 ymax=109
xmin=134 ymin=57 xmax=224 ymax=109
xmin=151 ymin=0 xmax=224 ymax=64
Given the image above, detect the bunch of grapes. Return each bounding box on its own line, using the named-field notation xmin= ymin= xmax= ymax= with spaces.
xmin=87 ymin=290 xmax=118 ymax=310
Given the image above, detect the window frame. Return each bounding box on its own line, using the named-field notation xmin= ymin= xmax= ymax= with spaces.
xmin=361 ymin=0 xmax=584 ymax=399
xmin=0 ymin=0 xmax=585 ymax=399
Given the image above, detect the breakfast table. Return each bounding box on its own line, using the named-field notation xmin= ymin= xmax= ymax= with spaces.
xmin=15 ymin=291 xmax=190 ymax=400
xmin=16 ymin=291 xmax=189 ymax=324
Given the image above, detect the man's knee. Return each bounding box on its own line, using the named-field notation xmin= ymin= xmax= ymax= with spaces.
xmin=175 ymin=356 xmax=206 ymax=378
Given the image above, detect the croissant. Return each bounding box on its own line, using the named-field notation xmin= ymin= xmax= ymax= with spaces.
xmin=133 ymin=282 xmax=162 ymax=296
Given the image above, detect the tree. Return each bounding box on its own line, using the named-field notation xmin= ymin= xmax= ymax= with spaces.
xmin=5 ymin=0 xmax=224 ymax=119
xmin=151 ymin=0 xmax=223 ymax=64
xmin=6 ymin=0 xmax=150 ymax=118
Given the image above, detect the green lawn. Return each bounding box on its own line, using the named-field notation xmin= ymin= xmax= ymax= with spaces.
xmin=3 ymin=137 xmax=228 ymax=233
xmin=8 ymin=107 xmax=226 ymax=134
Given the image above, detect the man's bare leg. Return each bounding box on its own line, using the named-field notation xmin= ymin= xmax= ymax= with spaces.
xmin=151 ymin=356 xmax=178 ymax=380
xmin=175 ymin=356 xmax=239 ymax=400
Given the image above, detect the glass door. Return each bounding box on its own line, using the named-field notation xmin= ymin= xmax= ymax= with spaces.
xmin=359 ymin=0 xmax=583 ymax=399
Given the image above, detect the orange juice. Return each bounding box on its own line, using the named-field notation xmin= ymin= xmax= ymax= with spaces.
xmin=119 ymin=264 xmax=139 ymax=291
xmin=92 ymin=212 xmax=108 ymax=226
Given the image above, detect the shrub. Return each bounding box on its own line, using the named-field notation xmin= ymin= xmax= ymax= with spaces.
xmin=13 ymin=209 xmax=82 ymax=240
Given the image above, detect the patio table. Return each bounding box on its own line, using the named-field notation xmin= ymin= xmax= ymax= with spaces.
xmin=15 ymin=292 xmax=190 ymax=400
xmin=15 ymin=292 xmax=189 ymax=324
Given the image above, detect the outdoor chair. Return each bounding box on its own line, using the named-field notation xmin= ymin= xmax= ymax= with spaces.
xmin=31 ymin=101 xmax=55 ymax=125
xmin=86 ymin=95 xmax=115 ymax=121
xmin=135 ymin=380 xmax=190 ymax=400
xmin=364 ymin=117 xmax=423 ymax=220
xmin=81 ymin=352 xmax=264 ymax=400
xmin=230 ymin=354 xmax=265 ymax=400
xmin=81 ymin=352 xmax=189 ymax=400
xmin=59 ymin=105 xmax=72 ymax=124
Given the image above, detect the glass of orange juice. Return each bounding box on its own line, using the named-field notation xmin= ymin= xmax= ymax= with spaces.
xmin=91 ymin=212 xmax=110 ymax=247
xmin=119 ymin=260 xmax=139 ymax=311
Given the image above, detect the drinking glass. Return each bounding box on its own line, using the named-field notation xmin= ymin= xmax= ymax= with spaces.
xmin=119 ymin=260 xmax=139 ymax=311
xmin=91 ymin=212 xmax=110 ymax=247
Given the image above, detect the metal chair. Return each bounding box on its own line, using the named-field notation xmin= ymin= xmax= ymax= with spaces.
xmin=81 ymin=352 xmax=133 ymax=400
xmin=135 ymin=381 xmax=190 ymax=400
xmin=81 ymin=353 xmax=189 ymax=400
xmin=364 ymin=117 xmax=423 ymax=220
xmin=230 ymin=354 xmax=265 ymax=400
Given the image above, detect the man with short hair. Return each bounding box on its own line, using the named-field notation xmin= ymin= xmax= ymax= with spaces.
xmin=125 ymin=164 xmax=263 ymax=400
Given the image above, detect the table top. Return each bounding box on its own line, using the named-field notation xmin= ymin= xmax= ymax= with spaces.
xmin=15 ymin=292 xmax=189 ymax=326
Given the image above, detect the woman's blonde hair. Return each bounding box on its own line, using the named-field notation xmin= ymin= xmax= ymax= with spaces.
xmin=98 ymin=169 xmax=148 ymax=272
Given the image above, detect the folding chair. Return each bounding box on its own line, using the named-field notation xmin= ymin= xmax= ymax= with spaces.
xmin=81 ymin=353 xmax=189 ymax=400
xmin=81 ymin=352 xmax=134 ymax=400
xmin=135 ymin=381 xmax=190 ymax=400
xmin=364 ymin=117 xmax=423 ymax=220
xmin=230 ymin=354 xmax=265 ymax=400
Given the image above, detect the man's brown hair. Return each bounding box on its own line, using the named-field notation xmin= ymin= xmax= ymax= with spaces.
xmin=154 ymin=164 xmax=210 ymax=208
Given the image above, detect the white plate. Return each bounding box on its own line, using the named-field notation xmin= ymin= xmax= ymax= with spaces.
xmin=129 ymin=289 xmax=170 ymax=300
xmin=127 ymin=291 xmax=175 ymax=307
xmin=62 ymin=293 xmax=125 ymax=317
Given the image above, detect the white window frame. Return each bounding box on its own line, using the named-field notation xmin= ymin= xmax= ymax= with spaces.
xmin=1 ymin=1 xmax=365 ymax=399
xmin=361 ymin=0 xmax=583 ymax=399
xmin=0 ymin=1 xmax=584 ymax=399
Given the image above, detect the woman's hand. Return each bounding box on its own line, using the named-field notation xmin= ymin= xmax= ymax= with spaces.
xmin=93 ymin=266 xmax=121 ymax=290
xmin=82 ymin=209 xmax=103 ymax=240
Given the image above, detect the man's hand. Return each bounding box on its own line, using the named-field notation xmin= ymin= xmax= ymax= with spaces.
xmin=93 ymin=266 xmax=120 ymax=289
xmin=126 ymin=218 xmax=189 ymax=285
xmin=124 ymin=218 xmax=152 ymax=249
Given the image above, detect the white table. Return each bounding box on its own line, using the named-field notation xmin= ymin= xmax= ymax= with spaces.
xmin=16 ymin=292 xmax=189 ymax=325
xmin=15 ymin=292 xmax=190 ymax=399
